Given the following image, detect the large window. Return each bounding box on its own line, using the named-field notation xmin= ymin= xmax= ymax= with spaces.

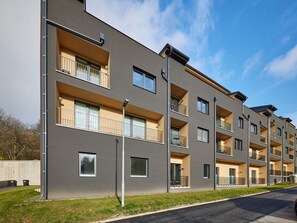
xmin=76 ymin=57 xmax=100 ymax=85
xmin=198 ymin=127 xmax=209 ymax=143
xmin=238 ymin=117 xmax=244 ymax=129
xmin=204 ymin=164 xmax=210 ymax=178
xmin=124 ymin=115 xmax=146 ymax=139
xmin=133 ymin=68 xmax=156 ymax=93
xmin=75 ymin=101 xmax=99 ymax=131
xmin=250 ymin=123 xmax=257 ymax=134
xmin=235 ymin=139 xmax=243 ymax=151
xmin=197 ymin=98 xmax=209 ymax=114
xmin=79 ymin=153 xmax=96 ymax=177
xmin=131 ymin=157 xmax=148 ymax=177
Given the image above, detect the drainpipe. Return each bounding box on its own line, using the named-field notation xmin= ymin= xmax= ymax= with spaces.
xmin=242 ymin=107 xmax=250 ymax=187
xmin=41 ymin=0 xmax=48 ymax=200
xmin=213 ymin=97 xmax=217 ymax=190
xmin=267 ymin=116 xmax=271 ymax=186
xmin=166 ymin=46 xmax=172 ymax=193
xmin=281 ymin=125 xmax=285 ymax=182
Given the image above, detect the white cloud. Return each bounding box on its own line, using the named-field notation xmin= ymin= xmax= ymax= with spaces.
xmin=264 ymin=44 xmax=297 ymax=80
xmin=0 ymin=0 xmax=40 ymax=124
xmin=242 ymin=50 xmax=262 ymax=78
xmin=86 ymin=0 xmax=213 ymax=56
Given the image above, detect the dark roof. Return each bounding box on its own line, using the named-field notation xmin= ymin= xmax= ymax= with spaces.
xmin=159 ymin=44 xmax=189 ymax=65
xmin=229 ymin=91 xmax=247 ymax=102
xmin=279 ymin=116 xmax=292 ymax=123
xmin=250 ymin=105 xmax=277 ymax=117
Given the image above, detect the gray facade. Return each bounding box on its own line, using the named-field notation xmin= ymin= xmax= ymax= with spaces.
xmin=41 ymin=0 xmax=297 ymax=199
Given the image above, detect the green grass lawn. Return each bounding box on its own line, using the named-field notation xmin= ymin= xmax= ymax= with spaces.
xmin=0 ymin=183 xmax=295 ymax=223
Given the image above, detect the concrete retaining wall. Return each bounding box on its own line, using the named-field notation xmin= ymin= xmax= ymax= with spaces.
xmin=0 ymin=160 xmax=40 ymax=186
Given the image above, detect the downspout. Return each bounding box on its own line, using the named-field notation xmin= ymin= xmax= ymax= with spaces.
xmin=242 ymin=110 xmax=250 ymax=187
xmin=267 ymin=116 xmax=271 ymax=186
xmin=213 ymin=97 xmax=217 ymax=190
xmin=166 ymin=46 xmax=172 ymax=193
xmin=41 ymin=0 xmax=48 ymax=200
xmin=281 ymin=125 xmax=285 ymax=182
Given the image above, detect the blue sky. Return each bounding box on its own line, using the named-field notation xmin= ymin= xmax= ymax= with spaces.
xmin=87 ymin=0 xmax=297 ymax=125
xmin=0 ymin=0 xmax=297 ymax=125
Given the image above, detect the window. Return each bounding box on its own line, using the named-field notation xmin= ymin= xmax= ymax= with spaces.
xmin=124 ymin=115 xmax=146 ymax=139
xmin=197 ymin=98 xmax=209 ymax=114
xmin=131 ymin=157 xmax=148 ymax=177
xmin=250 ymin=123 xmax=257 ymax=134
xmin=198 ymin=127 xmax=209 ymax=143
xmin=76 ymin=57 xmax=100 ymax=85
xmin=79 ymin=153 xmax=96 ymax=177
xmin=133 ymin=68 xmax=156 ymax=93
xmin=285 ymin=147 xmax=289 ymax=154
xmin=235 ymin=139 xmax=243 ymax=151
xmin=285 ymin=132 xmax=288 ymax=139
xmin=75 ymin=101 xmax=99 ymax=131
xmin=204 ymin=164 xmax=210 ymax=178
xmin=238 ymin=117 xmax=244 ymax=129
xmin=277 ymin=127 xmax=281 ymax=136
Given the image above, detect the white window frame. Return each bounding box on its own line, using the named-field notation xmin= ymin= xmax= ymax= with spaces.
xmin=79 ymin=152 xmax=96 ymax=177
xmin=198 ymin=127 xmax=209 ymax=143
xmin=197 ymin=98 xmax=209 ymax=114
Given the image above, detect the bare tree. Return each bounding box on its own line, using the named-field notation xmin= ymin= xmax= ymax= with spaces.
xmin=0 ymin=108 xmax=40 ymax=160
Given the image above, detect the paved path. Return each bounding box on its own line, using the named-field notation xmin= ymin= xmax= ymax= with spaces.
xmin=110 ymin=187 xmax=297 ymax=223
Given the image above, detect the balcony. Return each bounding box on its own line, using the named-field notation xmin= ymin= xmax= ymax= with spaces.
xmin=270 ymin=170 xmax=281 ymax=176
xmin=216 ymin=118 xmax=231 ymax=131
xmin=57 ymin=107 xmax=163 ymax=143
xmin=271 ymin=131 xmax=276 ymax=139
xmin=249 ymin=152 xmax=266 ymax=162
xmin=216 ymin=145 xmax=232 ymax=156
xmin=270 ymin=148 xmax=282 ymax=156
xmin=289 ymin=140 xmax=294 ymax=146
xmin=289 ymin=154 xmax=294 ymax=160
xmin=250 ymin=178 xmax=265 ymax=184
xmin=260 ymin=136 xmax=266 ymax=143
xmin=58 ymin=55 xmax=110 ymax=89
xmin=283 ymin=171 xmax=293 ymax=176
xmin=170 ymin=176 xmax=189 ymax=187
xmin=170 ymin=134 xmax=187 ymax=147
xmin=170 ymin=102 xmax=187 ymax=116
xmin=216 ymin=177 xmax=245 ymax=186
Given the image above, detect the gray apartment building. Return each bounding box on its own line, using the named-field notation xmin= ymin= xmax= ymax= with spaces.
xmin=40 ymin=0 xmax=297 ymax=199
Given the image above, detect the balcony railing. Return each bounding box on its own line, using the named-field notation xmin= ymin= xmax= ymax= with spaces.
xmin=170 ymin=134 xmax=187 ymax=147
xmin=270 ymin=131 xmax=276 ymax=139
xmin=216 ymin=118 xmax=231 ymax=131
xmin=171 ymin=176 xmax=189 ymax=187
xmin=216 ymin=145 xmax=232 ymax=156
xmin=250 ymin=178 xmax=265 ymax=184
xmin=270 ymin=170 xmax=281 ymax=176
xmin=57 ymin=107 xmax=163 ymax=143
xmin=170 ymin=103 xmax=187 ymax=115
xmin=216 ymin=177 xmax=245 ymax=186
xmin=249 ymin=152 xmax=266 ymax=161
xmin=283 ymin=171 xmax=293 ymax=176
xmin=260 ymin=136 xmax=266 ymax=143
xmin=58 ymin=55 xmax=110 ymax=88
xmin=270 ymin=148 xmax=282 ymax=156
